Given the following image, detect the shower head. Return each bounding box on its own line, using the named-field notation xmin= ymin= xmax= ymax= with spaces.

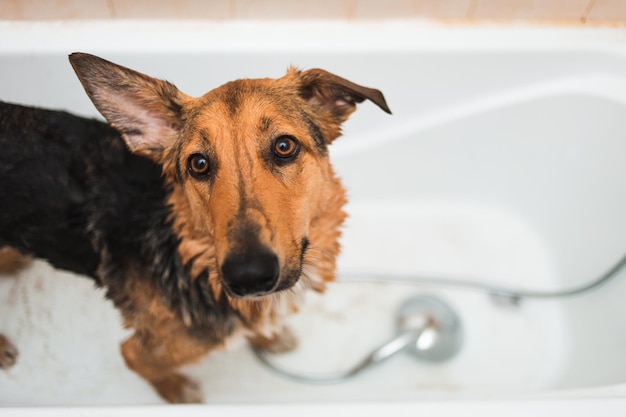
xmin=396 ymin=294 xmax=463 ymax=363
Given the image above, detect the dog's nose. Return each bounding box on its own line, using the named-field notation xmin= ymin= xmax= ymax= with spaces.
xmin=221 ymin=249 xmax=279 ymax=297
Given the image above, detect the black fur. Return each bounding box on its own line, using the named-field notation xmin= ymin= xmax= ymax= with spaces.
xmin=0 ymin=101 xmax=235 ymax=343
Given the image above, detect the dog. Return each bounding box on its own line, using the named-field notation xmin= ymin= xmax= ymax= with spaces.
xmin=0 ymin=53 xmax=390 ymax=403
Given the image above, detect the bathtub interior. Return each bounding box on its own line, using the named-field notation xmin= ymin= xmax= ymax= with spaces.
xmin=2 ymin=35 xmax=626 ymax=405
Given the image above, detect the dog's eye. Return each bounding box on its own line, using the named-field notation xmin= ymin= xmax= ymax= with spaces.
xmin=188 ymin=153 xmax=210 ymax=177
xmin=273 ymin=136 xmax=300 ymax=160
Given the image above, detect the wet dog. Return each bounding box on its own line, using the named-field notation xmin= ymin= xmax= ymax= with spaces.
xmin=0 ymin=53 xmax=390 ymax=403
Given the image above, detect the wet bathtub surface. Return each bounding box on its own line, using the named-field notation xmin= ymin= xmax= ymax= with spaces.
xmin=1 ymin=201 xmax=624 ymax=405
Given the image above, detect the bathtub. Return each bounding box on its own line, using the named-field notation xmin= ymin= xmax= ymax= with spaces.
xmin=1 ymin=21 xmax=626 ymax=415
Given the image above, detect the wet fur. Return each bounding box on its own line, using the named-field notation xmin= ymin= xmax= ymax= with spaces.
xmin=0 ymin=54 xmax=390 ymax=403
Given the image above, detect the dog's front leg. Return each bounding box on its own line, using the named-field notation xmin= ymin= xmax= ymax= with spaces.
xmin=120 ymin=330 xmax=211 ymax=404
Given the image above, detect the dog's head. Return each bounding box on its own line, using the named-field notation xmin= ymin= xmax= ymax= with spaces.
xmin=70 ymin=53 xmax=390 ymax=302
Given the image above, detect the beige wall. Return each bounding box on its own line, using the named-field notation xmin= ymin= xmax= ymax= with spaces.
xmin=0 ymin=0 xmax=624 ymax=25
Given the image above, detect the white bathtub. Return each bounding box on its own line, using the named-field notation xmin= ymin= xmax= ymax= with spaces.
xmin=2 ymin=21 xmax=626 ymax=415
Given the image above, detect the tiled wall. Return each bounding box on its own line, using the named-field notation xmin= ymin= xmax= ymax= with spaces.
xmin=0 ymin=0 xmax=624 ymax=25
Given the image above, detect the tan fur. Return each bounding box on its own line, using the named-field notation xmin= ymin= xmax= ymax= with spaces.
xmin=161 ymin=74 xmax=350 ymax=333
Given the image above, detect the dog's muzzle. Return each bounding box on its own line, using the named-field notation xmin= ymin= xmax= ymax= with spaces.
xmin=221 ymin=247 xmax=280 ymax=297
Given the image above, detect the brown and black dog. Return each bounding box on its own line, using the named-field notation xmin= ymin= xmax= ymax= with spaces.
xmin=0 ymin=53 xmax=390 ymax=403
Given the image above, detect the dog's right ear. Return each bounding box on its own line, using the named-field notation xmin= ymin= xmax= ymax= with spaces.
xmin=69 ymin=53 xmax=190 ymax=161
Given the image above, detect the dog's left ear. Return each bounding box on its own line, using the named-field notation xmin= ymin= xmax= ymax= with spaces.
xmin=69 ymin=52 xmax=190 ymax=162
xmin=297 ymin=68 xmax=391 ymax=142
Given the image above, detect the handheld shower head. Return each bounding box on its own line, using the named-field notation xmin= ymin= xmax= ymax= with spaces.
xmin=396 ymin=294 xmax=463 ymax=363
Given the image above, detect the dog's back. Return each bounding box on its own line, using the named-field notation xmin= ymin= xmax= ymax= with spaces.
xmin=0 ymin=102 xmax=162 ymax=279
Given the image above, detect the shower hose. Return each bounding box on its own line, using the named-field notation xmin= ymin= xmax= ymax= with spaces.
xmin=252 ymin=250 xmax=626 ymax=383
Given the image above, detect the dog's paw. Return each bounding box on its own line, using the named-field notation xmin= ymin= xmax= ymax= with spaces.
xmin=270 ymin=326 xmax=298 ymax=353
xmin=251 ymin=326 xmax=298 ymax=354
xmin=153 ymin=373 xmax=203 ymax=404
xmin=0 ymin=335 xmax=18 ymax=369
xmin=0 ymin=247 xmax=31 ymax=275
xmin=179 ymin=378 xmax=203 ymax=404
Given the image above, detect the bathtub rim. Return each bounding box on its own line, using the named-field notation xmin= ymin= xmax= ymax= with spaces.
xmin=3 ymin=396 xmax=626 ymax=417
xmin=0 ymin=20 xmax=625 ymax=55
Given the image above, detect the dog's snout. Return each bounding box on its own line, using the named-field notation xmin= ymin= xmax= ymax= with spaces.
xmin=221 ymin=249 xmax=279 ymax=297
